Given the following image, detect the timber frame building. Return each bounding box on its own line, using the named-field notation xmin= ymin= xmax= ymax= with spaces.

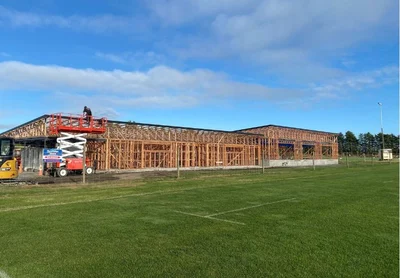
xmin=0 ymin=114 xmax=338 ymax=170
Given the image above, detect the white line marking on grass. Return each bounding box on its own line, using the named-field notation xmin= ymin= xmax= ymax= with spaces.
xmin=0 ymin=269 xmax=11 ymax=278
xmin=0 ymin=189 xmax=186 ymax=212
xmin=173 ymin=210 xmax=245 ymax=225
xmin=0 ymin=184 xmax=239 ymax=213
xmin=0 ymin=172 xmax=322 ymax=213
xmin=383 ymin=180 xmax=394 ymax=183
xmin=283 ymin=174 xmax=337 ymax=180
xmin=206 ymin=198 xmax=296 ymax=217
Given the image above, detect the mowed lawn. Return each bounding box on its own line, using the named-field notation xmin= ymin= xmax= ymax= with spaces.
xmin=0 ymin=164 xmax=398 ymax=277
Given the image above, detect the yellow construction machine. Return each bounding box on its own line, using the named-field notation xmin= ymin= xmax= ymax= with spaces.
xmin=0 ymin=137 xmax=18 ymax=180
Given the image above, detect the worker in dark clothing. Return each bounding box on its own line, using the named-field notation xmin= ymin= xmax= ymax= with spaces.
xmin=83 ymin=106 xmax=92 ymax=122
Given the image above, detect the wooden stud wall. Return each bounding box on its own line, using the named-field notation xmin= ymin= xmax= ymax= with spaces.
xmin=86 ymin=140 xmax=260 ymax=170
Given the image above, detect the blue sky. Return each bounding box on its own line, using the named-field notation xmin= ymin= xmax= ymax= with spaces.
xmin=0 ymin=0 xmax=398 ymax=135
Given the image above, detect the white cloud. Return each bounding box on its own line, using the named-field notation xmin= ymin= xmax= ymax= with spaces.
xmin=95 ymin=51 xmax=165 ymax=67
xmin=150 ymin=0 xmax=396 ymax=48
xmin=1 ymin=1 xmax=396 ymax=83
xmin=0 ymin=61 xmax=303 ymax=107
xmin=95 ymin=52 xmax=126 ymax=64
xmin=0 ymin=5 xmax=147 ymax=33
xmin=341 ymin=59 xmax=356 ymax=68
xmin=50 ymin=92 xmax=122 ymax=118
xmin=147 ymin=0 xmax=258 ymax=25
xmin=152 ymin=0 xmax=397 ymax=81
xmin=0 ymin=61 xmax=396 ymax=115
xmin=310 ymin=66 xmax=399 ymax=99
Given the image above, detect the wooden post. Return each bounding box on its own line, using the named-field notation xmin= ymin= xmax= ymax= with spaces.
xmin=118 ymin=140 xmax=122 ymax=169
xmin=262 ymin=149 xmax=265 ymax=174
xmin=268 ymin=138 xmax=271 ymax=166
xmin=141 ymin=142 xmax=144 ymax=168
xmin=105 ymin=139 xmax=110 ymax=170
xmin=177 ymin=144 xmax=180 ymax=179
xmin=313 ymin=151 xmax=315 ymax=171
xmin=170 ymin=142 xmax=173 ymax=168
xmin=223 ymin=145 xmax=226 ymax=166
xmin=206 ymin=144 xmax=209 ymax=167
xmin=185 ymin=143 xmax=188 ymax=167
xmin=197 ymin=144 xmax=200 ymax=167
xmin=180 ymin=144 xmax=183 ymax=168
xmin=346 ymin=153 xmax=349 ymax=168
xmin=217 ymin=143 xmax=220 ymax=166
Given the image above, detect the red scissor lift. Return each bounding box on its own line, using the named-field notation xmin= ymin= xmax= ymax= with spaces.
xmin=49 ymin=113 xmax=107 ymax=135
xmin=47 ymin=113 xmax=107 ymax=177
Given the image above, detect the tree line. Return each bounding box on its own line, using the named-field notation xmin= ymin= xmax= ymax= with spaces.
xmin=338 ymin=131 xmax=399 ymax=155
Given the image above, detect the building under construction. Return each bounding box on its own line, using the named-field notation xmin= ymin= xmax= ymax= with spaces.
xmin=0 ymin=114 xmax=338 ymax=171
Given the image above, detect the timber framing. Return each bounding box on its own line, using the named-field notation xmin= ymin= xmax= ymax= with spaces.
xmin=1 ymin=115 xmax=338 ymax=170
xmin=237 ymin=125 xmax=338 ymax=160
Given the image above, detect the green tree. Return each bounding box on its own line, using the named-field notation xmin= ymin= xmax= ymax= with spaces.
xmin=375 ymin=133 xmax=384 ymax=150
xmin=338 ymin=131 xmax=396 ymax=156
xmin=345 ymin=131 xmax=358 ymax=155
xmin=383 ymin=134 xmax=400 ymax=155
xmin=364 ymin=132 xmax=377 ymax=154
xmin=337 ymin=132 xmax=345 ymax=155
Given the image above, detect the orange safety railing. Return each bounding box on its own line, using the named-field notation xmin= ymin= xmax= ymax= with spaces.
xmin=48 ymin=113 xmax=107 ymax=135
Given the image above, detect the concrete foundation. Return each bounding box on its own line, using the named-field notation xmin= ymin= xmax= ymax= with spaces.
xmin=99 ymin=159 xmax=339 ymax=174
xmin=265 ymin=159 xmax=338 ymax=167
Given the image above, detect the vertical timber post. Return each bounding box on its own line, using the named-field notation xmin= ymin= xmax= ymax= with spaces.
xmin=268 ymin=138 xmax=271 ymax=167
xmin=105 ymin=139 xmax=110 ymax=170
xmin=346 ymin=153 xmax=349 ymax=168
xmin=313 ymin=151 xmax=315 ymax=171
xmin=177 ymin=144 xmax=180 ymax=179
xmin=262 ymin=149 xmax=265 ymax=174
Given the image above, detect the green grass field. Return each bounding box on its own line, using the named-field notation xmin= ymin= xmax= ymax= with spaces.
xmin=0 ymin=163 xmax=398 ymax=277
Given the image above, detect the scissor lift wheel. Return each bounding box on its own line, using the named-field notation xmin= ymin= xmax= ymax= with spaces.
xmin=85 ymin=167 xmax=94 ymax=175
xmin=57 ymin=168 xmax=68 ymax=177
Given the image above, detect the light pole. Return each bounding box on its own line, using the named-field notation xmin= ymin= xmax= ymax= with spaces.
xmin=378 ymin=102 xmax=385 ymax=150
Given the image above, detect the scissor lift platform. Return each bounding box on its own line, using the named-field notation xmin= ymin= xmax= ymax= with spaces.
xmin=49 ymin=113 xmax=107 ymax=135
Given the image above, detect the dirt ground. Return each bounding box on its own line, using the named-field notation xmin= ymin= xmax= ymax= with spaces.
xmin=14 ymin=170 xmax=177 ymax=185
